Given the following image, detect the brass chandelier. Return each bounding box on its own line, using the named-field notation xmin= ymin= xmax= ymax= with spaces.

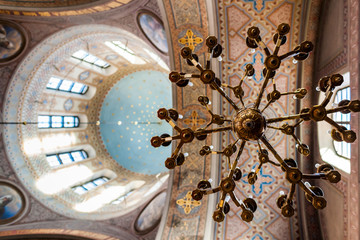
xmin=151 ymin=23 xmax=360 ymax=222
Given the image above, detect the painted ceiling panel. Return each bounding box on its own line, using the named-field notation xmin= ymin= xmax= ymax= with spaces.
xmin=217 ymin=0 xmax=302 ymax=239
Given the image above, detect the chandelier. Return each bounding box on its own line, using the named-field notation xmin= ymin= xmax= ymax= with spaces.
xmin=151 ymin=23 xmax=360 ymax=223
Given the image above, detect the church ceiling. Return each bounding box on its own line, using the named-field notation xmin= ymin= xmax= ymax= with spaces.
xmin=0 ymin=0 xmax=133 ymax=16
xmin=2 ymin=24 xmax=170 ymax=220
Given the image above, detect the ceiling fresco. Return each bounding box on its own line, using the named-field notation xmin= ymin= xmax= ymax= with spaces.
xmin=0 ymin=0 xmax=100 ymax=8
xmin=99 ymin=70 xmax=172 ymax=175
xmin=2 ymin=24 xmax=170 ymax=220
xmin=0 ymin=0 xmax=133 ymax=16
xmin=217 ymin=0 xmax=302 ymax=239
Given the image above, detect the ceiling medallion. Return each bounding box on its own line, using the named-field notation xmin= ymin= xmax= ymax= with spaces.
xmin=151 ymin=23 xmax=360 ymax=222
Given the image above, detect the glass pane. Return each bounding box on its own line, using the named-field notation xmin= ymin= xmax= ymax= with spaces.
xmin=83 ymin=181 xmax=97 ymax=190
xmin=81 ymin=85 xmax=89 ymax=94
xmin=46 ymin=155 xmax=61 ymax=167
xmin=93 ymin=177 xmax=108 ymax=186
xmin=94 ymin=59 xmax=109 ymax=68
xmin=47 ymin=77 xmax=62 ymax=89
xmin=74 ymin=117 xmax=79 ymax=127
xmin=71 ymin=82 xmax=86 ymax=93
xmin=59 ymin=80 xmax=74 ymax=91
xmin=38 ymin=116 xmax=51 ymax=128
xmin=71 ymin=151 xmax=86 ymax=161
xmin=83 ymin=55 xmax=98 ymax=63
xmin=59 ymin=153 xmax=73 ymax=164
xmin=72 ymin=50 xmax=88 ymax=59
xmin=51 ymin=116 xmax=63 ymax=128
xmin=73 ymin=186 xmax=87 ymax=195
xmin=64 ymin=116 xmax=75 ymax=128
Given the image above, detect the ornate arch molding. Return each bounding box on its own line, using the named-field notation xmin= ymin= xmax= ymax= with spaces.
xmin=3 ymin=24 xmax=168 ymax=220
xmin=155 ymin=0 xmax=212 ymax=239
xmin=0 ymin=229 xmax=124 ymax=240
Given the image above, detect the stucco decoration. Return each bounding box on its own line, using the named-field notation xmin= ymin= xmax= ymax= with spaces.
xmin=0 ymin=179 xmax=29 ymax=225
xmin=134 ymin=190 xmax=167 ymax=234
xmin=137 ymin=10 xmax=168 ymax=54
xmin=0 ymin=0 xmax=134 ymax=16
xmin=3 ymin=24 xmax=169 ymax=220
xmin=0 ymin=20 xmax=27 ymax=64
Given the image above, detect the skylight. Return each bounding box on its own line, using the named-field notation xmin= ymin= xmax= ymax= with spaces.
xmin=38 ymin=115 xmax=80 ymax=129
xmin=46 ymin=150 xmax=88 ymax=167
xmin=47 ymin=76 xmax=88 ymax=94
xmin=72 ymin=50 xmax=110 ymax=68
xmin=105 ymin=41 xmax=146 ymax=65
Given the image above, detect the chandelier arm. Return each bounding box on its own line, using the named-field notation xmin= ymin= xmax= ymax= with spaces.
xmin=239 ymin=96 xmax=245 ymax=109
xmin=302 ymin=173 xmax=326 ymax=179
xmin=254 ymin=69 xmax=271 ymax=109
xmin=266 ymin=112 xmax=308 ymax=124
xmin=254 ymin=38 xmax=271 ymax=56
xmin=272 ymin=34 xmax=284 ymax=56
xmin=205 ymin=104 xmax=214 ymax=116
xmin=229 ymin=140 xmax=246 ymax=174
xmin=204 ymin=121 xmax=213 ymax=130
xmin=171 ymin=141 xmax=184 ymax=158
xmin=229 ymin=192 xmax=241 ymax=207
xmin=298 ymin=180 xmax=317 ymax=198
xmin=293 ymin=119 xmax=304 ymax=128
xmin=221 ymin=83 xmax=234 ymax=90
xmin=218 ymin=193 xmax=228 ymax=210
xmin=321 ymin=90 xmax=334 ymax=107
xmin=324 ymin=116 xmax=347 ymax=132
xmin=205 ymin=187 xmax=221 ymax=195
xmin=227 ymin=156 xmax=231 ymax=170
xmin=195 ymin=126 xmax=232 ymax=135
xmin=326 ymin=105 xmax=350 ymax=114
xmin=206 ymin=50 xmax=213 ymax=70
xmin=290 ymin=132 xmax=302 ymax=146
xmin=267 ymin=125 xmax=283 ymax=130
xmin=260 ymin=136 xmax=288 ymax=170
xmin=261 ymin=99 xmax=273 ymax=113
xmin=212 ymin=83 xmax=240 ymax=112
xmin=279 ymin=49 xmax=299 ymax=61
xmin=268 ymin=160 xmax=281 ymax=167
xmin=287 ymin=183 xmax=296 ymax=203
xmin=254 ymin=163 xmax=263 ymax=175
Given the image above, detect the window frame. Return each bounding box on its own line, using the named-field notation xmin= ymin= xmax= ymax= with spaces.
xmin=71 ymin=50 xmax=110 ymax=69
xmin=46 ymin=150 xmax=88 ymax=167
xmin=38 ymin=115 xmax=80 ymax=129
xmin=331 ymin=86 xmax=351 ymax=160
xmin=46 ymin=76 xmax=89 ymax=95
xmin=72 ymin=176 xmax=110 ymax=195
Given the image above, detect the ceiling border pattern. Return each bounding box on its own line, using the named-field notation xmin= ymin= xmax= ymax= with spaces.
xmin=157 ymin=0 xmax=211 ymax=239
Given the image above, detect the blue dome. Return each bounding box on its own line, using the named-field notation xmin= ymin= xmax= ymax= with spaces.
xmin=99 ymin=70 xmax=172 ymax=175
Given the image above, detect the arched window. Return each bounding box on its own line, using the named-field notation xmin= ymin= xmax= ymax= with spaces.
xmin=47 ymin=76 xmax=88 ymax=94
xmin=111 ymin=189 xmax=134 ymax=205
xmin=46 ymin=150 xmax=88 ymax=167
xmin=72 ymin=177 xmax=109 ymax=195
xmin=38 ymin=115 xmax=80 ymax=128
xmin=72 ymin=50 xmax=110 ymax=69
xmin=332 ymin=86 xmax=351 ymax=159
xmin=105 ymin=41 xmax=146 ymax=65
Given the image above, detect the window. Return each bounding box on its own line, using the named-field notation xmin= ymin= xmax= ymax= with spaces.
xmin=105 ymin=41 xmax=146 ymax=65
xmin=332 ymin=87 xmax=351 ymax=159
xmin=72 ymin=177 xmax=109 ymax=195
xmin=38 ymin=115 xmax=79 ymax=128
xmin=47 ymin=76 xmax=88 ymax=94
xmin=72 ymin=50 xmax=110 ymax=69
xmin=111 ymin=189 xmax=134 ymax=204
xmin=46 ymin=150 xmax=88 ymax=167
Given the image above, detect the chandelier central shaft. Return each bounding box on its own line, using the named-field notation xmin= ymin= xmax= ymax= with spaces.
xmin=233 ymin=108 xmax=266 ymax=141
